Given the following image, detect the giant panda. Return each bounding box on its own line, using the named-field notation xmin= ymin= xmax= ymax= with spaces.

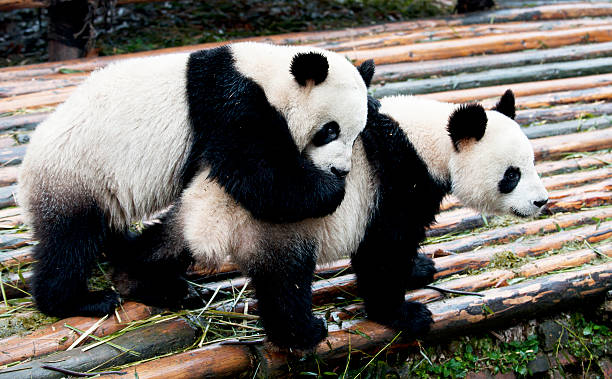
xmin=115 ymin=89 xmax=549 ymax=350
xmin=18 ymin=42 xmax=375 ymax=318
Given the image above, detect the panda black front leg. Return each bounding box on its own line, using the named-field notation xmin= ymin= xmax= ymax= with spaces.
xmin=246 ymin=239 xmax=327 ymax=350
xmin=28 ymin=192 xmax=121 ymax=318
xmin=351 ymin=243 xmax=433 ymax=338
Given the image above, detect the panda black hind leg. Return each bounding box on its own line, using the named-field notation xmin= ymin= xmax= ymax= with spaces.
xmin=246 ymin=238 xmax=327 ymax=351
xmin=28 ymin=190 xmax=120 ymax=318
xmin=106 ymin=209 xmax=198 ymax=310
xmin=407 ymin=253 xmax=437 ymax=290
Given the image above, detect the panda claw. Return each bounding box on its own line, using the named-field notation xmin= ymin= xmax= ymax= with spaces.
xmin=408 ymin=253 xmax=437 ymax=289
xmin=370 ymin=301 xmax=433 ymax=339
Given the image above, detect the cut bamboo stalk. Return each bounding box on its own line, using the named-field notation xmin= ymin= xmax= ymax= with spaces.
xmin=420 ymin=73 xmax=612 ymax=103
xmin=375 ymin=42 xmax=612 ymax=82
xmin=532 ymin=128 xmax=612 ymax=160
xmin=373 ymin=58 xmax=612 ymax=97
xmin=0 ymin=302 xmax=159 ymax=366
xmin=104 ymin=344 xmax=254 ymax=379
xmin=0 ymin=318 xmax=199 ymax=379
xmin=347 ymin=25 xmax=612 ymax=65
xmin=434 ymin=224 xmax=612 ymax=279
xmin=517 ymin=246 xmax=612 ymax=277
xmin=257 ymin=262 xmax=612 ymax=376
xmin=516 ymin=102 xmax=612 ymax=126
xmin=536 ymin=152 xmax=612 ymax=177
xmin=422 ymin=208 xmax=612 ymax=255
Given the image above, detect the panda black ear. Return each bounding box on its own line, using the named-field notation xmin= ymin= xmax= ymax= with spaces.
xmin=358 ymin=59 xmax=375 ymax=87
xmin=447 ymin=103 xmax=487 ymax=151
xmin=493 ymin=89 xmax=516 ymax=119
xmin=290 ymin=52 xmax=329 ymax=86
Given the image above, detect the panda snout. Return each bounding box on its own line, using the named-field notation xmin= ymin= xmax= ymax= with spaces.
xmin=331 ymin=167 xmax=349 ymax=178
xmin=533 ymin=198 xmax=548 ymax=208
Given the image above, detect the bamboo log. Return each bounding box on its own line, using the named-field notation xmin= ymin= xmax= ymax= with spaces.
xmin=0 ymin=87 xmax=74 ymax=113
xmin=257 ymin=263 xmax=612 ymax=376
xmin=485 ymin=86 xmax=612 ymax=110
xmin=523 ymin=115 xmax=612 ymax=139
xmin=375 ymin=41 xmax=612 ymax=82
xmin=105 ymin=345 xmax=255 ymax=379
xmin=0 ymin=75 xmax=87 ymax=98
xmin=420 ymin=73 xmax=612 ymax=103
xmin=0 ymin=318 xmax=199 ymax=379
xmin=515 ymin=103 xmax=612 ymax=126
xmin=517 ymin=245 xmax=612 ymax=277
xmin=434 ymin=223 xmax=612 ymax=279
xmin=0 ymin=302 xmax=159 ymax=366
xmin=347 ymin=25 xmax=612 ymax=65
xmin=0 ymin=112 xmax=49 ymax=132
xmin=0 ymin=207 xmax=23 ymax=229
xmin=0 ymin=166 xmax=19 ymax=187
xmin=536 ymin=152 xmax=612 ymax=177
xmin=373 ymin=58 xmax=612 ymax=98
xmin=541 ymin=168 xmax=611 ymax=190
xmin=532 ymin=128 xmax=612 ymax=160
xmin=0 ymin=246 xmax=33 ymax=266
xmin=0 ymin=184 xmax=17 ymax=210
xmin=324 ymin=18 xmax=612 ymax=53
xmin=422 ymin=208 xmax=612 ymax=256
xmin=545 ymin=191 xmax=612 ymax=214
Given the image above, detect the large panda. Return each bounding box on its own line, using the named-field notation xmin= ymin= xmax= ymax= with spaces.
xmin=18 ymin=42 xmax=375 ymax=318
xmin=116 ymin=89 xmax=549 ymax=350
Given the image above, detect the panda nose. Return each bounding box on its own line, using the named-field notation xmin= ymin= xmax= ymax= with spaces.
xmin=533 ymin=198 xmax=548 ymax=208
xmin=331 ymin=167 xmax=349 ymax=178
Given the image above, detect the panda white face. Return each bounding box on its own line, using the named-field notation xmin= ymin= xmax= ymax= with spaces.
xmin=229 ymin=43 xmax=371 ymax=178
xmin=448 ymin=93 xmax=548 ymax=218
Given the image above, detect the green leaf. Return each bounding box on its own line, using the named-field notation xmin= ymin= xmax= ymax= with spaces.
xmin=58 ymin=68 xmax=85 ymax=74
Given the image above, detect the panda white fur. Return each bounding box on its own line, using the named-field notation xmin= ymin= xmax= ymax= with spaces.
xmin=18 ymin=42 xmax=375 ymax=318
xmin=119 ymin=89 xmax=549 ymax=350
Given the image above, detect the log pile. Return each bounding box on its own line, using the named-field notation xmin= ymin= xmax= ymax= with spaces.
xmin=1 ymin=0 xmax=611 ymax=377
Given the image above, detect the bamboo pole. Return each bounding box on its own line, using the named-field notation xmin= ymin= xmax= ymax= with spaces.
xmin=373 ymin=58 xmax=612 ymax=98
xmin=347 ymin=25 xmax=612 ymax=65
xmin=0 ymin=302 xmax=159 ymax=366
xmin=0 ymin=318 xmax=199 ymax=379
xmin=523 ymin=115 xmax=612 ymax=139
xmin=485 ymin=86 xmax=612 ymax=109
xmin=375 ymin=41 xmax=612 ymax=82
xmin=532 ymin=128 xmax=612 ymax=160
xmin=536 ymin=152 xmax=612 ymax=177
xmin=515 ymin=102 xmax=612 ymax=126
xmin=420 ymin=73 xmax=612 ymax=103
xmin=0 ymin=113 xmax=49 ymax=132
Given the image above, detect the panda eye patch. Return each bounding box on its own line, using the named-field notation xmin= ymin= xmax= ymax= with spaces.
xmin=312 ymin=121 xmax=340 ymax=147
xmin=498 ymin=166 xmax=521 ymax=194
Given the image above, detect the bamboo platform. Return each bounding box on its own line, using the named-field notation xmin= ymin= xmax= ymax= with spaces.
xmin=0 ymin=0 xmax=611 ymax=377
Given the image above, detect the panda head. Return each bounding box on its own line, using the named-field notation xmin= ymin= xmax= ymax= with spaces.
xmin=447 ymin=90 xmax=549 ymax=217
xmin=230 ymin=43 xmax=374 ymax=178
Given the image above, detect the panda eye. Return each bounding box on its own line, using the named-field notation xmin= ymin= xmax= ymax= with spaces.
xmin=499 ymin=166 xmax=521 ymax=194
xmin=312 ymin=121 xmax=340 ymax=147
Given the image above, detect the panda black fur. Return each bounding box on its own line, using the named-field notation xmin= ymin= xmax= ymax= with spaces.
xmin=18 ymin=42 xmax=375 ymax=318
xmin=120 ymin=90 xmax=549 ymax=350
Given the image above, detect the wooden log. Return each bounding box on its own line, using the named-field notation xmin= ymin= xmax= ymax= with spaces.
xmin=373 ymin=58 xmax=612 ymax=97
xmin=0 ymin=184 xmax=17 ymax=210
xmin=434 ymin=223 xmax=612 ymax=279
xmin=545 ymin=191 xmax=612 ymax=214
xmin=0 ymin=165 xmax=19 ymax=187
xmin=0 ymin=75 xmax=86 ymax=98
xmin=347 ymin=25 xmax=612 ymax=65
xmin=515 ymin=102 xmax=612 ymax=126
xmin=517 ymin=245 xmax=612 ymax=277
xmin=547 ymin=178 xmax=612 ymax=200
xmin=488 ymin=86 xmax=612 ymax=110
xmin=540 ymin=167 xmax=611 ymax=190
xmin=375 ymin=41 xmax=612 ymax=82
xmin=532 ymin=128 xmax=612 ymax=160
xmin=104 ymin=345 xmax=254 ymax=379
xmin=0 ymin=112 xmax=49 ymax=132
xmin=422 ymin=208 xmax=612 ymax=255
xmin=0 ymin=207 xmax=23 ymax=228
xmin=420 ymin=73 xmax=612 ymax=103
xmin=0 ymin=87 xmax=74 ymax=113
xmin=257 ymin=263 xmax=612 ymax=376
xmin=324 ymin=18 xmax=612 ymax=53
xmin=0 ymin=318 xmax=199 ymax=379
xmin=537 ymin=152 xmax=612 ymax=177
xmin=522 ymin=115 xmax=612 ymax=139
xmin=0 ymin=246 xmax=33 ymax=266
xmin=0 ymin=302 xmax=159 ymax=366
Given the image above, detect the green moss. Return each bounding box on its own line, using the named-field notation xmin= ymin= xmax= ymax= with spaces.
xmin=0 ymin=311 xmax=58 ymax=338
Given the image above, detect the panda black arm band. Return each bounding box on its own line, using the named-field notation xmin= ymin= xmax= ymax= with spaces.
xmin=185 ymin=47 xmax=346 ymax=223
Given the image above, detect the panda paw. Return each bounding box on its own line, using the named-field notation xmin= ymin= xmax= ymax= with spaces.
xmin=77 ymin=290 xmax=122 ymax=316
xmin=408 ymin=253 xmax=436 ymax=289
xmin=267 ymin=317 xmax=328 ymax=351
xmin=373 ymin=301 xmax=433 ymax=339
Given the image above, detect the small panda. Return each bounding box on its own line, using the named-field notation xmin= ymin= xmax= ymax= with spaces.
xmin=18 ymin=42 xmax=375 ymax=318
xmin=117 ymin=89 xmax=548 ymax=350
